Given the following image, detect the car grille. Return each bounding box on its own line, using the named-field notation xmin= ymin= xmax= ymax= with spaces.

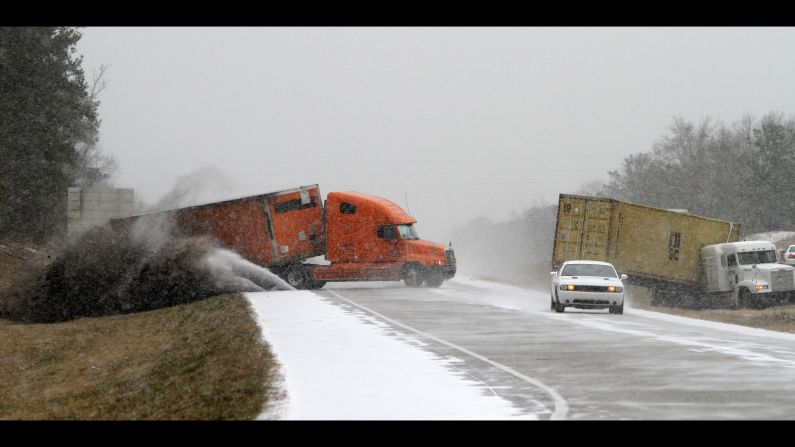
xmin=573 ymin=299 xmax=610 ymax=305
xmin=574 ymin=285 xmax=610 ymax=292
xmin=771 ymin=269 xmax=794 ymax=292
xmin=445 ymin=249 xmax=456 ymax=266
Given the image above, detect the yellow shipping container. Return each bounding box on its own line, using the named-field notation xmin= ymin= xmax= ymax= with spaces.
xmin=552 ymin=194 xmax=741 ymax=286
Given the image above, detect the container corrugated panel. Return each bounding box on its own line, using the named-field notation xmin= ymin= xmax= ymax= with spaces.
xmin=552 ymin=194 xmax=741 ymax=285
xmin=111 ymin=185 xmax=325 ymax=267
xmin=553 ymin=195 xmax=613 ymax=263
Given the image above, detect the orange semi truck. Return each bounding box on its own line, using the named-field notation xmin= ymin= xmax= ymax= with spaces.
xmin=111 ymin=185 xmax=456 ymax=289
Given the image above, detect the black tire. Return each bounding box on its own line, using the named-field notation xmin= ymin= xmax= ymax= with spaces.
xmin=403 ymin=265 xmax=425 ymax=288
xmin=555 ymin=301 xmax=565 ymax=313
xmin=610 ymin=303 xmax=624 ymax=315
xmin=551 ymin=295 xmax=556 ymax=311
xmin=285 ymin=264 xmax=311 ymax=290
xmin=425 ymin=272 xmax=444 ymax=288
xmin=309 ymin=280 xmax=326 ymax=290
xmin=738 ymin=288 xmax=751 ymax=309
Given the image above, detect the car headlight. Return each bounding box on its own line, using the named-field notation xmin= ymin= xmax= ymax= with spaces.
xmin=608 ymin=286 xmax=623 ymax=293
xmin=560 ymin=284 xmax=575 ymax=291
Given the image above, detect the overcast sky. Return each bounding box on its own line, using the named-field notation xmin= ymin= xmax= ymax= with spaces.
xmin=77 ymin=27 xmax=795 ymax=242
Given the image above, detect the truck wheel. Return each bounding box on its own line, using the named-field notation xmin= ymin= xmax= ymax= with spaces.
xmin=425 ymin=272 xmax=443 ymax=288
xmin=285 ymin=265 xmax=311 ymax=290
xmin=403 ymin=265 xmax=425 ymax=288
xmin=738 ymin=288 xmax=751 ymax=309
xmin=309 ymin=281 xmax=326 ymax=289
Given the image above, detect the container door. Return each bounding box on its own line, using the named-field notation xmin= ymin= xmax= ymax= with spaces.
xmin=555 ymin=196 xmax=612 ymax=264
xmin=266 ymin=186 xmax=325 ymax=263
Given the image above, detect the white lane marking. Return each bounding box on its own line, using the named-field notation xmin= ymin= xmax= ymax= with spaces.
xmin=325 ymin=289 xmax=570 ymax=420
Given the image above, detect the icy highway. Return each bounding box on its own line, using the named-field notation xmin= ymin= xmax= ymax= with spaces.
xmin=312 ymin=278 xmax=795 ymax=420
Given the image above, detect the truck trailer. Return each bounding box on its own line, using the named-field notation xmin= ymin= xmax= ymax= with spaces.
xmin=551 ymin=194 xmax=795 ymax=308
xmin=111 ymin=185 xmax=456 ymax=289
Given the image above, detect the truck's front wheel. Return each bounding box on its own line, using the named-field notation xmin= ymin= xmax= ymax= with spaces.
xmin=738 ymin=288 xmax=751 ymax=308
xmin=425 ymin=272 xmax=443 ymax=288
xmin=403 ymin=265 xmax=425 ymax=288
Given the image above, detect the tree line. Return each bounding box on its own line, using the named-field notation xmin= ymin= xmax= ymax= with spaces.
xmin=0 ymin=27 xmax=114 ymax=242
xmin=602 ymin=113 xmax=795 ymax=234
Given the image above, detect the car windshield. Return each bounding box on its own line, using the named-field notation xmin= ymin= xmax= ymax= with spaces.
xmin=397 ymin=224 xmax=420 ymax=240
xmin=737 ymin=250 xmax=777 ymax=265
xmin=561 ymin=264 xmax=617 ymax=278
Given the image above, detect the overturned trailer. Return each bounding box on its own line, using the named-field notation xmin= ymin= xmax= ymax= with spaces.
xmin=551 ymin=194 xmax=795 ymax=308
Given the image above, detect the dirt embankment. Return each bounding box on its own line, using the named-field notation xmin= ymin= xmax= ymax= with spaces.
xmin=0 ymin=233 xmax=289 ymax=419
xmin=0 ymin=293 xmax=278 ymax=419
xmin=0 ymin=238 xmax=281 ymax=419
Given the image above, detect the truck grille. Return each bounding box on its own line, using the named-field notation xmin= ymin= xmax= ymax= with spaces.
xmin=445 ymin=249 xmax=456 ymax=266
xmin=771 ymin=269 xmax=794 ymax=292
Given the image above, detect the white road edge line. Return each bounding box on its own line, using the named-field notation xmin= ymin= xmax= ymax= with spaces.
xmin=324 ymin=289 xmax=570 ymax=420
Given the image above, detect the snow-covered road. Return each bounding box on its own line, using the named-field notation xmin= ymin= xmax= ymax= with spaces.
xmin=246 ymin=289 xmax=534 ymax=420
xmin=247 ymin=278 xmax=795 ymax=420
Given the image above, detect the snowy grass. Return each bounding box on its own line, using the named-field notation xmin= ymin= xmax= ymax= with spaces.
xmin=0 ymin=293 xmax=275 ymax=420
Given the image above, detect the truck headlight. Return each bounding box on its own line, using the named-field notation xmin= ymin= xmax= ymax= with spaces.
xmin=755 ymin=284 xmax=769 ymax=292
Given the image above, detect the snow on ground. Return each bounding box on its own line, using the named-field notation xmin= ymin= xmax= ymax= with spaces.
xmin=450 ymin=277 xmax=795 ymax=340
xmin=246 ymin=290 xmax=533 ymax=420
xmin=443 ymin=277 xmax=795 ymax=367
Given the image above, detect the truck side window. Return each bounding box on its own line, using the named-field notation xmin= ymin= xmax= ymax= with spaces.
xmin=340 ymin=202 xmax=357 ymax=214
xmin=720 ymin=254 xmax=727 ymax=267
xmin=376 ymin=225 xmax=396 ymax=240
xmin=727 ymin=253 xmax=737 ymax=267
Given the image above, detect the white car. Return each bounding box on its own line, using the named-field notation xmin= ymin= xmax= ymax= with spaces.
xmin=782 ymin=245 xmax=795 ymax=267
xmin=550 ymin=260 xmax=628 ymax=314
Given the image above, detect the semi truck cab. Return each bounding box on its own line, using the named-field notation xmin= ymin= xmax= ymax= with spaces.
xmin=290 ymin=191 xmax=456 ymax=289
xmin=701 ymin=241 xmax=795 ymax=307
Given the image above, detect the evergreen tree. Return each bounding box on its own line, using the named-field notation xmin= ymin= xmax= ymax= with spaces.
xmin=0 ymin=27 xmax=105 ymax=242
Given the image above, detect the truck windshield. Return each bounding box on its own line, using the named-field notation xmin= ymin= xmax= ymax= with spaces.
xmin=397 ymin=224 xmax=420 ymax=240
xmin=737 ymin=250 xmax=777 ymax=265
xmin=561 ymin=264 xmax=617 ymax=278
